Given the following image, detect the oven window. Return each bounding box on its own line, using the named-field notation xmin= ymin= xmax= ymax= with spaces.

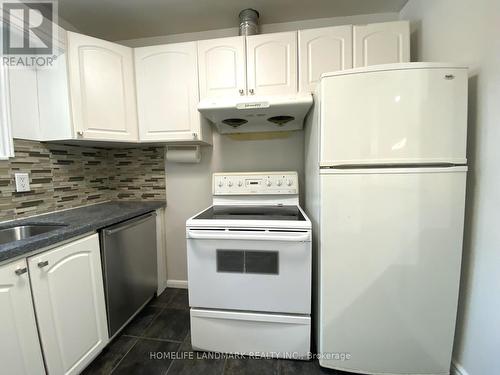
xmin=216 ymin=250 xmax=279 ymax=275
xmin=216 ymin=250 xmax=244 ymax=273
xmin=245 ymin=251 xmax=279 ymax=274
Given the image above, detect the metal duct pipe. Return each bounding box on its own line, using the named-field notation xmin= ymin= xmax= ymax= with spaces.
xmin=239 ymin=8 xmax=260 ymax=36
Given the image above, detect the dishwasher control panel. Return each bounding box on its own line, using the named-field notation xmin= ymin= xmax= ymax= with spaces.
xmin=213 ymin=172 xmax=298 ymax=195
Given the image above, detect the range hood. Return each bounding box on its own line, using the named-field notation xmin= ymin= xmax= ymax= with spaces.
xmin=198 ymin=94 xmax=313 ymax=134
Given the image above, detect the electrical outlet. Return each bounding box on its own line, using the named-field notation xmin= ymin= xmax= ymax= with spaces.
xmin=15 ymin=173 xmax=30 ymax=192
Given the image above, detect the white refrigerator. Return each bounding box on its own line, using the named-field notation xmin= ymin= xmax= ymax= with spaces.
xmin=305 ymin=63 xmax=468 ymax=375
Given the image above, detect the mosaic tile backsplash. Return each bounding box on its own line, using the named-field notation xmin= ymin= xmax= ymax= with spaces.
xmin=0 ymin=139 xmax=166 ymax=221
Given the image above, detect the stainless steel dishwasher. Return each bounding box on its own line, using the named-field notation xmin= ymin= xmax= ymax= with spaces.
xmin=100 ymin=212 xmax=157 ymax=338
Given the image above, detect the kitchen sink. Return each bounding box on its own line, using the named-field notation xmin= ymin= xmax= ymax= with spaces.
xmin=0 ymin=224 xmax=67 ymax=245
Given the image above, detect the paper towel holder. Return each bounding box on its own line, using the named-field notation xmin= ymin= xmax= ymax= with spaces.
xmin=166 ymin=145 xmax=201 ymax=163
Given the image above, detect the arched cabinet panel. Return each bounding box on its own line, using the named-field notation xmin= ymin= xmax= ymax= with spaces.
xmin=246 ymin=32 xmax=298 ymax=96
xmin=299 ymin=25 xmax=353 ymax=92
xmin=354 ymin=21 xmax=410 ymax=68
xmin=198 ymin=36 xmax=246 ymax=99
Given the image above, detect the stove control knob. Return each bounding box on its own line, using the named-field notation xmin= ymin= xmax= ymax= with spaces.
xmin=277 ymin=180 xmax=283 ymax=186
xmin=238 ymin=180 xmax=243 ymax=187
xmin=218 ymin=180 xmax=223 ymax=187
xmin=286 ymin=179 xmax=293 ymax=186
xmin=228 ymin=181 xmax=233 ymax=187
xmin=266 ymin=180 xmax=272 ymax=187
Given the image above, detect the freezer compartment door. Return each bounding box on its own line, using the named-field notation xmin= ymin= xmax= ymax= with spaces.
xmin=318 ymin=167 xmax=466 ymax=374
xmin=320 ymin=66 xmax=467 ymax=166
xmin=191 ymin=308 xmax=311 ymax=359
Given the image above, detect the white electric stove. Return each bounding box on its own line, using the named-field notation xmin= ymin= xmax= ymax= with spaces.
xmin=186 ymin=171 xmax=312 ymax=359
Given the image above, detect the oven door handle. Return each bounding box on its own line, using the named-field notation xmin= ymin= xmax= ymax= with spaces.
xmin=187 ymin=230 xmax=310 ymax=242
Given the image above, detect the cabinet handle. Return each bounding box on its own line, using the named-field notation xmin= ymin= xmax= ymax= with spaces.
xmin=249 ymin=89 xmax=255 ymax=95
xmin=15 ymin=267 xmax=28 ymax=276
xmin=38 ymin=260 xmax=49 ymax=268
xmin=77 ymin=131 xmax=84 ymax=136
xmin=239 ymin=89 xmax=245 ymax=95
xmin=192 ymin=132 xmax=198 ymax=139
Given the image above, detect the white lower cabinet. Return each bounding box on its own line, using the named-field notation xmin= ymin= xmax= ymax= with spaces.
xmin=0 ymin=259 xmax=45 ymax=375
xmin=28 ymin=234 xmax=108 ymax=375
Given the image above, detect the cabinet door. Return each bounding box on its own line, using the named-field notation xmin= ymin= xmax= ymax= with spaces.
xmin=0 ymin=259 xmax=45 ymax=375
xmin=29 ymin=234 xmax=108 ymax=375
xmin=4 ymin=25 xmax=38 ymax=144
xmin=36 ymin=53 xmax=74 ymax=141
xmin=299 ymin=25 xmax=353 ymax=93
xmin=198 ymin=36 xmax=246 ymax=99
xmin=353 ymin=21 xmax=410 ymax=68
xmin=246 ymin=31 xmax=298 ymax=95
xmin=67 ymin=31 xmax=138 ymax=141
xmin=135 ymin=42 xmax=204 ymax=142
xmin=0 ymin=65 xmax=14 ymax=159
xmin=8 ymin=66 xmax=41 ymax=140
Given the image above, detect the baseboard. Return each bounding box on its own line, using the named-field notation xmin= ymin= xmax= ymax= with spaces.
xmin=157 ymin=280 xmax=168 ymax=295
xmin=167 ymin=279 xmax=188 ymax=289
xmin=451 ymin=360 xmax=469 ymax=375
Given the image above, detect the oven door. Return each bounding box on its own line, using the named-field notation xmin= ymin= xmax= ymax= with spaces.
xmin=187 ymin=228 xmax=311 ymax=314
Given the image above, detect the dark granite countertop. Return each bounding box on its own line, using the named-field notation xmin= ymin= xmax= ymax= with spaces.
xmin=0 ymin=201 xmax=166 ymax=264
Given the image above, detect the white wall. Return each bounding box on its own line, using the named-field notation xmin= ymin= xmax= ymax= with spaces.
xmin=150 ymin=12 xmax=400 ymax=285
xmin=400 ymin=1 xmax=500 ymax=375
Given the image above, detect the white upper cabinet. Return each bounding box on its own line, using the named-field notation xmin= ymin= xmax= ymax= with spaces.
xmin=353 ymin=21 xmax=410 ymax=68
xmin=0 ymin=66 xmax=13 ymax=159
xmin=246 ymin=31 xmax=298 ymax=95
xmin=135 ymin=42 xmax=211 ymax=143
xmin=10 ymin=55 xmax=73 ymax=142
xmin=299 ymin=25 xmax=353 ymax=92
xmin=3 ymin=23 xmax=32 ymax=150
xmin=67 ymin=31 xmax=138 ymax=141
xmin=7 ymin=66 xmax=40 ymax=140
xmin=7 ymin=21 xmax=410 ymax=143
xmin=28 ymin=234 xmax=108 ymax=375
xmin=9 ymin=27 xmax=74 ymax=142
xmin=36 ymin=53 xmax=73 ymax=141
xmin=198 ymin=36 xmax=246 ymax=99
xmin=0 ymin=259 xmax=45 ymax=375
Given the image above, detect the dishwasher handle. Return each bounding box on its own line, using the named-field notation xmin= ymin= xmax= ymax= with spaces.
xmin=104 ymin=213 xmax=156 ymax=236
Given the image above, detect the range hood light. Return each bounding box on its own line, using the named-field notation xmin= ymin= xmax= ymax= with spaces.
xmin=222 ymin=118 xmax=248 ymax=127
xmin=268 ymin=115 xmax=295 ymax=126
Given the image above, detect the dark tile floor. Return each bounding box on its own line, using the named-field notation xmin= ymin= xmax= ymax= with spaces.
xmin=83 ymin=288 xmax=346 ymax=375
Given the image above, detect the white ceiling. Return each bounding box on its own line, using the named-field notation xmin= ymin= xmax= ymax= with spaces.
xmin=58 ymin=0 xmax=409 ymax=41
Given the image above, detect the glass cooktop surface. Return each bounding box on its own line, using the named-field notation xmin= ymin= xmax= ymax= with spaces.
xmin=193 ymin=205 xmax=306 ymax=221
